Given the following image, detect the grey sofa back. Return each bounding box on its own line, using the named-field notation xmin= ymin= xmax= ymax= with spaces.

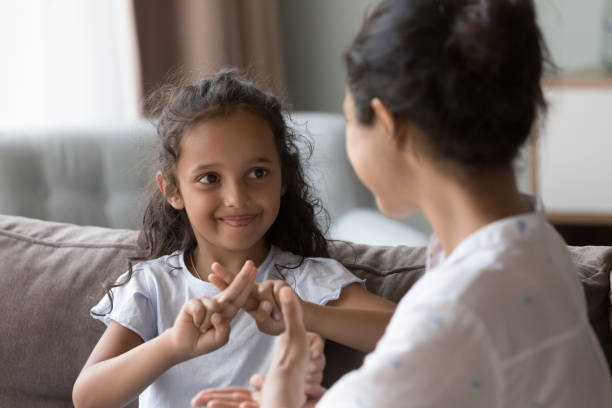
xmin=0 ymin=123 xmax=154 ymax=229
xmin=1 ymin=214 xmax=611 ymax=407
xmin=0 ymin=113 xmax=372 ymax=230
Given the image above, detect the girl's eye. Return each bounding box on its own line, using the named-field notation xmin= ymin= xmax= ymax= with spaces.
xmin=248 ymin=168 xmax=268 ymax=179
xmin=198 ymin=173 xmax=219 ymax=184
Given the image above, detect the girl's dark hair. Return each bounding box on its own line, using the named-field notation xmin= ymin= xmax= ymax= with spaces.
xmin=97 ymin=69 xmax=329 ymax=314
xmin=141 ymin=69 xmax=329 ymax=260
xmin=345 ymin=0 xmax=550 ymax=171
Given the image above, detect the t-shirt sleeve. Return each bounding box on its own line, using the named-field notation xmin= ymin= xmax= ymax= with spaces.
xmin=90 ymin=268 xmax=158 ymax=342
xmin=289 ymin=258 xmax=364 ymax=305
xmin=317 ymin=299 xmax=500 ymax=407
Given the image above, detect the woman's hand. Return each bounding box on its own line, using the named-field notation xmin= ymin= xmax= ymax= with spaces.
xmin=191 ymin=386 xmax=259 ymax=408
xmin=190 ymin=331 xmax=326 ymax=407
xmin=251 ymin=332 xmax=326 ymax=398
xmin=260 ymin=286 xmax=310 ymax=408
xmin=165 ymin=261 xmax=256 ymax=363
xmin=305 ymin=332 xmax=327 ymax=398
xmin=191 ymin=386 xmax=258 ymax=408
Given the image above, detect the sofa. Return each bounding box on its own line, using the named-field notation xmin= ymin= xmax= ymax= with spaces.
xmin=1 ymin=214 xmax=612 ymax=407
xmin=1 ymin=113 xmax=611 ymax=406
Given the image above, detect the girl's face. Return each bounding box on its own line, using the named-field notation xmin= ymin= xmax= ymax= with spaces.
xmin=343 ymin=91 xmax=418 ymax=218
xmin=168 ymin=109 xmax=283 ymax=254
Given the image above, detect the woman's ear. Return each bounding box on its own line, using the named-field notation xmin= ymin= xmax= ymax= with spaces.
xmin=370 ymin=98 xmax=395 ymax=138
xmin=371 ymin=98 xmax=411 ymax=149
xmin=156 ymin=171 xmax=185 ymax=210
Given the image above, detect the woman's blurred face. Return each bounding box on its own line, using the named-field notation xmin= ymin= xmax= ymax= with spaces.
xmin=343 ymin=91 xmax=418 ymax=219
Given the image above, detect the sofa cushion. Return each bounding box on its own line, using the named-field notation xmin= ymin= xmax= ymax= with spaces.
xmin=322 ymin=241 xmax=612 ymax=387
xmin=0 ymin=215 xmax=140 ymax=407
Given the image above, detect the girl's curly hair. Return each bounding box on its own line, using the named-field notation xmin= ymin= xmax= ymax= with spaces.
xmin=96 ymin=69 xmax=329 ymax=315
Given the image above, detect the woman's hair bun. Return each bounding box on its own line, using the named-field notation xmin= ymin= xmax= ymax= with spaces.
xmin=345 ymin=0 xmax=550 ymax=171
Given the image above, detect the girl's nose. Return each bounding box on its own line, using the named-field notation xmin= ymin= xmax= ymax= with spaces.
xmin=223 ymin=181 xmax=250 ymax=208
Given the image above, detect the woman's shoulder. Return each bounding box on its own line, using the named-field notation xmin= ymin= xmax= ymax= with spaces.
xmin=410 ymin=219 xmax=585 ymax=327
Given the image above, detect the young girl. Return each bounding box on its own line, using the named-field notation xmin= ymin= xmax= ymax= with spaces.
xmin=71 ymin=70 xmax=395 ymax=408
xmin=229 ymin=0 xmax=612 ymax=407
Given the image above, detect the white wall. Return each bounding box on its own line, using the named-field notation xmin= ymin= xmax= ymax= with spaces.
xmin=278 ymin=0 xmax=377 ymax=113
xmin=536 ymin=0 xmax=607 ymax=72
xmin=537 ymin=87 xmax=612 ymax=214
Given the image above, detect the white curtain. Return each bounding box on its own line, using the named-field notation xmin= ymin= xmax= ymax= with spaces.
xmin=0 ymin=0 xmax=141 ymax=128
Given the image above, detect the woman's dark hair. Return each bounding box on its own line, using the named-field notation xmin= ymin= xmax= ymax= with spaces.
xmin=345 ymin=0 xmax=550 ymax=171
xmin=96 ymin=69 xmax=329 ymax=314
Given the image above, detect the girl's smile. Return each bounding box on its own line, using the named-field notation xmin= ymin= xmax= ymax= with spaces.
xmin=218 ymin=213 xmax=259 ymax=228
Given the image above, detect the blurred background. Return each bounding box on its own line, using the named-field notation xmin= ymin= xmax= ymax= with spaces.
xmin=2 ymin=0 xmax=610 ymax=124
xmin=0 ymin=0 xmax=611 ymax=244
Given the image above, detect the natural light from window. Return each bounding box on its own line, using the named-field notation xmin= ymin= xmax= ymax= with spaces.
xmin=0 ymin=0 xmax=141 ymax=129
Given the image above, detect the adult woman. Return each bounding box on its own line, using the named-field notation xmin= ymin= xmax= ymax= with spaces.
xmin=197 ymin=0 xmax=612 ymax=406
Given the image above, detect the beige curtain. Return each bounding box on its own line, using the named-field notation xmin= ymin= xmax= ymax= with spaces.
xmin=133 ymin=0 xmax=285 ymax=103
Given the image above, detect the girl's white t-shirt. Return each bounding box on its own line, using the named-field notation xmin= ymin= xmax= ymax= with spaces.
xmin=318 ymin=196 xmax=612 ymax=408
xmin=91 ymin=245 xmax=362 ymax=408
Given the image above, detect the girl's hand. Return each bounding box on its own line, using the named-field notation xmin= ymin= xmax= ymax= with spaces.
xmin=249 ymin=280 xmax=293 ymax=335
xmin=169 ymin=297 xmax=231 ymax=361
xmin=209 ymin=262 xmax=260 ymax=312
xmin=191 ymin=292 xmax=318 ymax=408
xmin=166 ymin=261 xmax=256 ymax=362
xmin=209 ymin=265 xmax=295 ymax=336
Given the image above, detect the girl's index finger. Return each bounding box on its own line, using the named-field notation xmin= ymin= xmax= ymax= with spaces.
xmin=211 ymin=262 xmax=235 ymax=285
xmin=209 ymin=273 xmax=229 ymax=291
xmin=216 ymin=261 xmax=256 ymax=305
